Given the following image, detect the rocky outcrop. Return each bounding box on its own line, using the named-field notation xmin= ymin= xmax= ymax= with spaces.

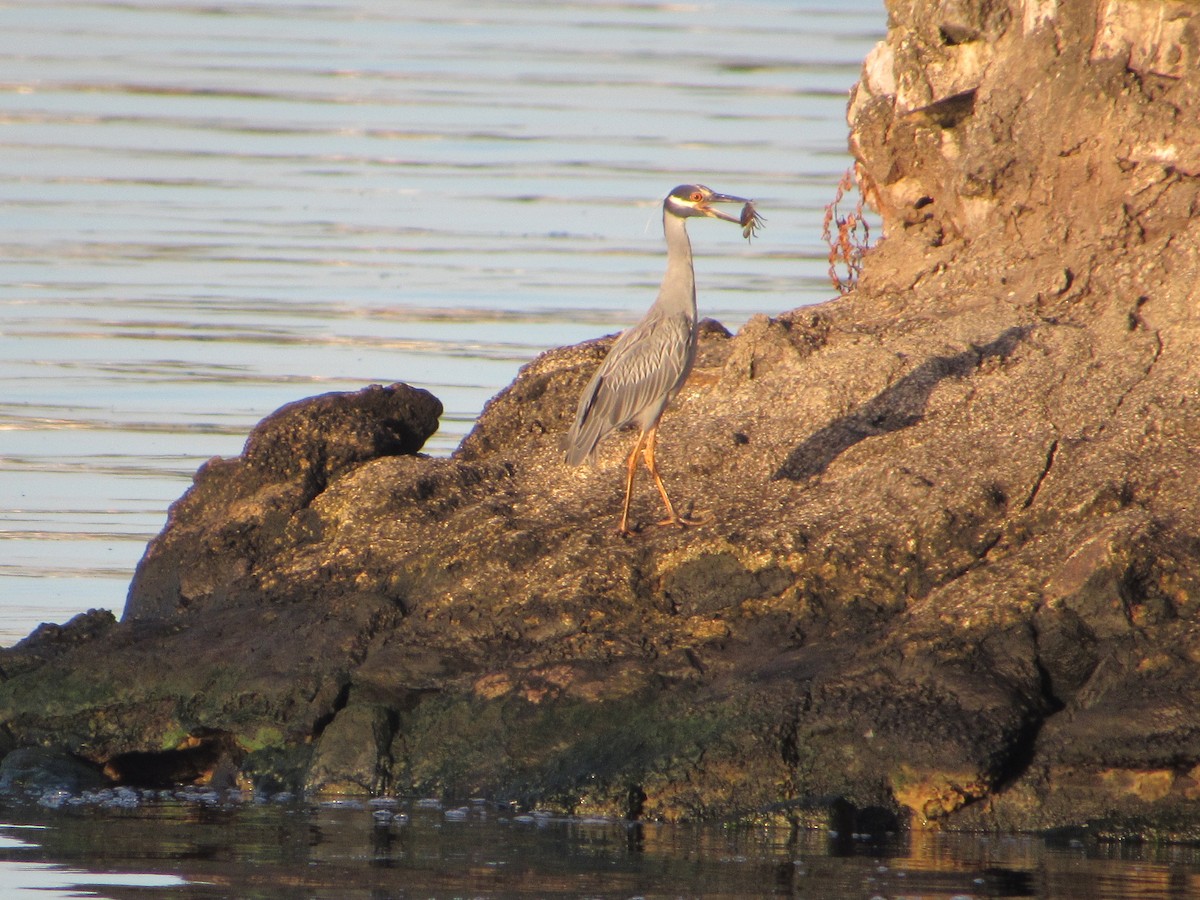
xmin=2 ymin=0 xmax=1200 ymax=837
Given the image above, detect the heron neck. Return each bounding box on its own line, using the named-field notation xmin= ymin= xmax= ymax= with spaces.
xmin=657 ymin=210 xmax=697 ymax=317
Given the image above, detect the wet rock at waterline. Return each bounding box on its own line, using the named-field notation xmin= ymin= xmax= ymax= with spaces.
xmin=4 ymin=0 xmax=1200 ymax=838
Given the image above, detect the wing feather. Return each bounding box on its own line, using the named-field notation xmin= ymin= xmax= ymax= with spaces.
xmin=564 ymin=311 xmax=694 ymax=464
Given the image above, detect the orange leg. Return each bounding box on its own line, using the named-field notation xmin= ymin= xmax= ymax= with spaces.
xmin=618 ymin=429 xmax=649 ymax=535
xmin=642 ymin=426 xmax=710 ymax=529
xmin=641 ymin=426 xmax=678 ymax=523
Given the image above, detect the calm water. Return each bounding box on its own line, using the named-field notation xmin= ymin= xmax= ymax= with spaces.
xmin=1 ymin=0 xmax=882 ymax=644
xmin=0 ymin=795 xmax=1199 ymax=899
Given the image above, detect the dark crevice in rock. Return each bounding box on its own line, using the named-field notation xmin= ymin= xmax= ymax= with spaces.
xmin=984 ymin=627 xmax=1068 ymax=795
xmin=923 ymin=90 xmax=977 ymax=129
xmin=311 ymin=680 xmax=352 ymax=740
xmin=1022 ymin=439 xmax=1059 ymax=509
xmin=104 ymin=731 xmax=241 ymax=788
xmin=626 ymin=784 xmax=647 ymax=820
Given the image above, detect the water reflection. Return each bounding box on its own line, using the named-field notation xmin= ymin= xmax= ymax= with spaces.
xmin=2 ymin=799 xmax=1200 ymax=899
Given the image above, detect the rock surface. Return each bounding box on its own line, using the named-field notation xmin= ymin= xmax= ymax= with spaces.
xmin=3 ymin=0 xmax=1200 ymax=837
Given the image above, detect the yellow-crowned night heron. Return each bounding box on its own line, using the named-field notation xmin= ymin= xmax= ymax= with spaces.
xmin=564 ymin=184 xmax=762 ymax=534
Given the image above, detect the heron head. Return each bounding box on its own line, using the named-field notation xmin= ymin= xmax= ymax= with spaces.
xmin=664 ymin=184 xmax=751 ymax=223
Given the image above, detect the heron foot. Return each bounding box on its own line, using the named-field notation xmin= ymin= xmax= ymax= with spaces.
xmin=616 ymin=511 xmax=711 ymax=536
xmin=656 ymin=509 xmax=713 ymax=529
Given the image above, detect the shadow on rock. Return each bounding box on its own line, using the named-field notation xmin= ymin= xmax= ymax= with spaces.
xmin=774 ymin=326 xmax=1031 ymax=481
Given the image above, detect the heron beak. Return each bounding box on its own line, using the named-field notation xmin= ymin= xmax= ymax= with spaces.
xmin=699 ymin=192 xmax=752 ymax=223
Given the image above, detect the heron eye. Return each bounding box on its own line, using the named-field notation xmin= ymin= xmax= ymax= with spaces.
xmin=690 ymin=191 xmax=704 ymax=202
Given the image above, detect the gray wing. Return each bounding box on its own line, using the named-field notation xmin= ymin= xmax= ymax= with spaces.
xmin=564 ymin=311 xmax=694 ymax=465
